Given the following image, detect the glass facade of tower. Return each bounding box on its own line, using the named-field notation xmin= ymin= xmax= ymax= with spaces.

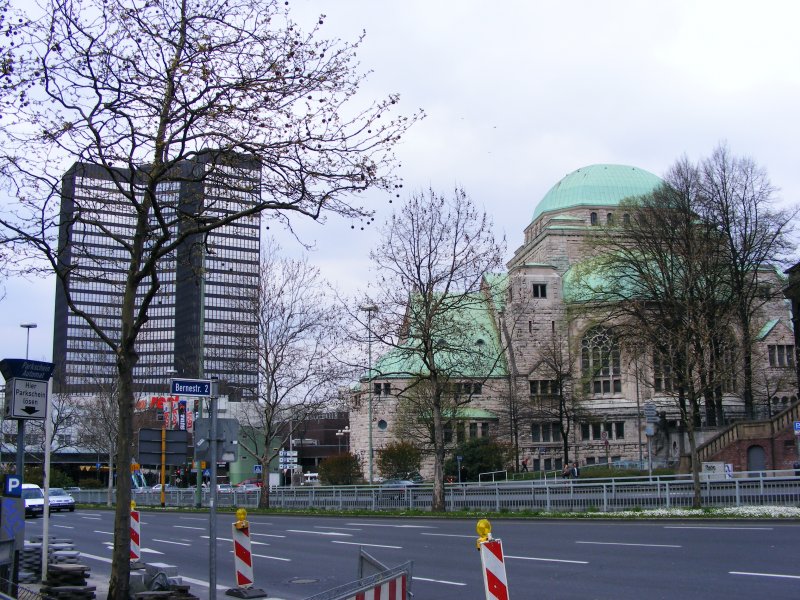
xmin=53 ymin=155 xmax=260 ymax=399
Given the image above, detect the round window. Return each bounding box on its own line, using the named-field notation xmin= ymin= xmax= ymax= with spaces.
xmin=377 ymin=419 xmax=388 ymax=431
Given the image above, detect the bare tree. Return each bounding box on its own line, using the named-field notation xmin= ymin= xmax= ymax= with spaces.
xmin=0 ymin=1 xmax=419 ymax=595
xmin=697 ymin=144 xmax=798 ymax=419
xmin=234 ymin=240 xmax=351 ymax=507
xmin=577 ymin=158 xmax=739 ymax=507
xmin=365 ymin=187 xmax=505 ymax=511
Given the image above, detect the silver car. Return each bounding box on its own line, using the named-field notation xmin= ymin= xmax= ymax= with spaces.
xmin=48 ymin=488 xmax=76 ymax=512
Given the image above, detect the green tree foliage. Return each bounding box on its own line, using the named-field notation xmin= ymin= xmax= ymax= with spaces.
xmin=377 ymin=441 xmax=422 ymax=479
xmin=444 ymin=437 xmax=512 ymax=482
xmin=318 ymin=453 xmax=363 ymax=486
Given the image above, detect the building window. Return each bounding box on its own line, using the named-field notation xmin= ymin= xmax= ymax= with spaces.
xmin=581 ymin=326 xmax=621 ymax=395
xmin=469 ymin=422 xmax=478 ymax=438
xmin=623 ymin=213 xmax=631 ymax=226
xmin=480 ymin=422 xmax=489 ymax=437
xmin=532 ymin=283 xmax=547 ymax=298
xmin=615 ymin=421 xmax=625 ymax=439
xmin=532 ymin=422 xmax=562 ymax=443
xmin=456 ymin=422 xmax=465 ymax=443
xmin=606 ymin=213 xmax=613 ymax=225
xmin=581 ymin=423 xmax=590 ymax=441
xmin=768 ymin=344 xmax=795 ymax=368
xmin=457 ymin=382 xmax=482 ymax=396
xmin=530 ymin=380 xmax=559 ymax=395
xmin=653 ymin=351 xmax=675 ymax=392
xmin=590 ymin=212 xmax=598 ymax=226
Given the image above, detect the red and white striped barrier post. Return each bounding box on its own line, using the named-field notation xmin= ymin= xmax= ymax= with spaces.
xmin=349 ymin=573 xmax=407 ymax=600
xmin=226 ymin=509 xmax=267 ymax=599
xmin=130 ymin=501 xmax=142 ymax=565
xmin=476 ymin=519 xmax=509 ymax=600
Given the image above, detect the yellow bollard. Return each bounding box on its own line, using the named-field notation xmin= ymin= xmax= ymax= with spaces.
xmin=476 ymin=518 xmax=492 ymax=550
xmin=234 ymin=508 xmax=249 ymax=530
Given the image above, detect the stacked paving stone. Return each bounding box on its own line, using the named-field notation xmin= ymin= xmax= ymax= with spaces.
xmin=40 ymin=564 xmax=95 ymax=600
xmin=21 ymin=537 xmax=77 ymax=583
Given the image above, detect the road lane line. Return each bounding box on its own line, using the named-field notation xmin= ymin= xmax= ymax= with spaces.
xmin=506 ymin=555 xmax=588 ymax=564
xmin=249 ymin=532 xmax=286 ymax=539
xmin=93 ymin=531 xmax=113 ymax=535
xmin=174 ymin=525 xmax=205 ymax=531
xmin=178 ymin=517 xmax=207 ymax=521
xmin=229 ymin=550 xmax=290 ymax=562
xmin=78 ymin=552 xmax=111 ymax=565
xmin=201 ymin=536 xmax=269 ymax=546
xmin=665 ymin=526 xmax=773 ymax=530
xmin=331 ymin=541 xmax=402 ymax=549
xmin=730 ymin=571 xmax=800 ymax=580
xmin=414 ymin=577 xmax=466 ymax=586
xmin=287 ymin=530 xmax=352 ymax=537
xmin=52 ymin=525 xmax=74 ymax=529
xmin=347 ymin=523 xmax=434 ymax=529
xmin=421 ymin=533 xmax=474 ymax=539
xmin=315 ymin=526 xmax=363 ymax=531
xmin=576 ymin=541 xmax=681 ymax=548
xmin=153 ymin=538 xmax=190 ymax=546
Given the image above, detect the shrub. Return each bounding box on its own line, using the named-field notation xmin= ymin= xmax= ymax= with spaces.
xmin=377 ymin=441 xmax=422 ymax=480
xmin=318 ymin=453 xmax=363 ymax=485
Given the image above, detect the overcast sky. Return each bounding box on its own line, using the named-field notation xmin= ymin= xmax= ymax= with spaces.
xmin=2 ymin=0 xmax=799 ymax=364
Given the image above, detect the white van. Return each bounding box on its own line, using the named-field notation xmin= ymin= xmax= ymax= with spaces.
xmin=21 ymin=483 xmax=44 ymax=518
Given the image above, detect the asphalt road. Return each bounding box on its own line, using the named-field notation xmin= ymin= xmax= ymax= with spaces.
xmin=25 ymin=510 xmax=800 ymax=599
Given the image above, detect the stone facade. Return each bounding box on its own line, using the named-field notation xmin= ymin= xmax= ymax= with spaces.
xmin=350 ymin=165 xmax=798 ymax=478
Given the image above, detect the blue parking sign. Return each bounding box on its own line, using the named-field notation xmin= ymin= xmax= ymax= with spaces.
xmin=794 ymin=421 xmax=800 ymax=434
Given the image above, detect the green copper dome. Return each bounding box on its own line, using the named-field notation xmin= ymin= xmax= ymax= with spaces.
xmin=532 ymin=164 xmax=662 ymax=221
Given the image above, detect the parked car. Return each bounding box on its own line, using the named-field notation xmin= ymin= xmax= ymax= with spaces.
xmin=238 ymin=477 xmax=264 ymax=487
xmin=64 ymin=486 xmax=81 ymax=493
xmin=48 ymin=488 xmax=76 ymax=513
xmin=236 ymin=483 xmax=260 ymax=492
xmin=151 ymin=484 xmax=175 ymax=492
xmin=21 ymin=483 xmax=45 ymax=518
xmin=380 ymin=479 xmax=418 ymax=488
xmin=216 ymin=483 xmax=233 ymax=493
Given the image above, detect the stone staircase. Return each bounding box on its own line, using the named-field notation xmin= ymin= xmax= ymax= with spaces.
xmin=691 ymin=400 xmax=800 ymax=470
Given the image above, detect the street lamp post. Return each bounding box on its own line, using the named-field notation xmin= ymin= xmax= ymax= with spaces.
xmin=17 ymin=323 xmax=37 ymax=479
xmin=336 ymin=426 xmax=351 ymax=453
xmin=360 ymin=305 xmax=378 ymax=484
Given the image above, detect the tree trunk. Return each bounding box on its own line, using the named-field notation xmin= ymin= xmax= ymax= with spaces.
xmin=107 ymin=451 xmax=114 ymax=507
xmin=686 ymin=414 xmax=702 ymax=509
xmin=108 ymin=360 xmax=134 ymax=600
xmin=741 ymin=321 xmax=754 ymax=420
xmin=431 ymin=397 xmax=446 ymax=512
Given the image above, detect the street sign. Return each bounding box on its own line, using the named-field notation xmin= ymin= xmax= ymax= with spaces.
xmin=794 ymin=421 xmax=800 ymax=435
xmin=137 ymin=428 xmax=188 ymax=465
xmin=170 ymin=378 xmax=213 ymax=397
xmin=253 ymin=464 xmax=263 ymax=474
xmin=4 ymin=379 xmax=48 ymax=420
xmin=644 ymin=402 xmax=658 ymax=423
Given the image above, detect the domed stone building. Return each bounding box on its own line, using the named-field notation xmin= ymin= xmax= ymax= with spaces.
xmin=349 ymin=164 xmax=797 ymax=478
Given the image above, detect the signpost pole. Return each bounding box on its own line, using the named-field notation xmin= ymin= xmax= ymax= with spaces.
xmin=209 ymin=379 xmax=219 ymax=600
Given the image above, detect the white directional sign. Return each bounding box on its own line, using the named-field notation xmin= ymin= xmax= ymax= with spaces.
xmin=5 ymin=378 xmax=48 ymax=420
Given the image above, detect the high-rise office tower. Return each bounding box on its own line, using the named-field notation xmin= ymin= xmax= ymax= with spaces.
xmin=52 ymin=153 xmax=260 ymax=399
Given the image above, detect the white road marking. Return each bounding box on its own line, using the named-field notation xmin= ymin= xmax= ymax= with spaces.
xmin=331 ymin=541 xmax=402 ymax=549
xmin=80 ymin=513 xmax=103 ymax=518
xmin=107 ymin=545 xmax=163 ymax=555
xmin=286 ymin=529 xmax=352 ymax=537
xmin=414 ymin=577 xmax=467 ymax=586
xmin=421 ymin=533 xmax=474 ymax=539
xmin=730 ymin=571 xmax=800 ymax=580
xmin=665 ymin=526 xmax=773 ymax=530
xmin=229 ymin=550 xmax=290 ymax=562
xmin=249 ymin=532 xmax=286 ymax=539
xmin=93 ymin=530 xmax=113 ymax=535
xmin=347 ymin=523 xmax=433 ymax=529
xmin=153 ymin=538 xmax=191 ymax=546
xmin=78 ymin=552 xmax=112 ymax=564
xmin=506 ymin=555 xmax=588 ymax=564
xmin=201 ymin=536 xmax=269 ymax=546
xmin=52 ymin=525 xmax=74 ymax=529
xmin=178 ymin=517 xmax=208 ymax=521
xmin=315 ymin=526 xmax=362 ymax=531
xmin=174 ymin=525 xmax=205 ymax=531
xmin=81 ymin=517 xmax=102 ymax=521
xmin=576 ymin=541 xmax=681 ymax=548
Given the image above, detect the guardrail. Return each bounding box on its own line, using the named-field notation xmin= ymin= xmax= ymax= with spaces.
xmin=70 ymin=469 xmax=800 ymax=513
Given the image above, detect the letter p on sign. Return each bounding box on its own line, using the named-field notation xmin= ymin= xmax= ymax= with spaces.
xmin=4 ymin=476 xmax=21 ymax=497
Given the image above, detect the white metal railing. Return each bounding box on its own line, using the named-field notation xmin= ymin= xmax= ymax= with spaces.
xmin=68 ymin=470 xmax=800 ymax=513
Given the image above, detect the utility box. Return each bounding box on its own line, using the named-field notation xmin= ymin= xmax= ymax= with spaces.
xmin=138 ymin=428 xmax=188 ymax=466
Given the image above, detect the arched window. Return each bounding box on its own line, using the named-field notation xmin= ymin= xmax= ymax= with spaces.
xmin=581 ymin=327 xmax=621 ymax=395
xmin=590 ymin=212 xmax=598 ymax=226
xmin=606 ymin=213 xmax=613 ymax=225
